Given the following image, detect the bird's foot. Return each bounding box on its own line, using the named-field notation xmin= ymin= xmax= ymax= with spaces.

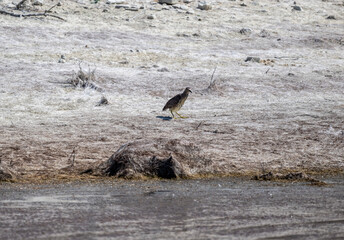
xmin=176 ymin=112 xmax=189 ymax=119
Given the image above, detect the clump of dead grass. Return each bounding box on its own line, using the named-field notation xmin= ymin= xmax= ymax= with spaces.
xmin=202 ymin=67 xmax=224 ymax=95
xmin=206 ymin=66 xmax=218 ymax=92
xmin=69 ymin=64 xmax=102 ymax=91
xmin=252 ymin=171 xmax=329 ymax=186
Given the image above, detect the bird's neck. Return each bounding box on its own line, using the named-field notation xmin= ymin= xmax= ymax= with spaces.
xmin=182 ymin=90 xmax=189 ymax=97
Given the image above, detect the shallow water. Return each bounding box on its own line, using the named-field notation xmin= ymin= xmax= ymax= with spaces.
xmin=1 ymin=177 xmax=344 ymax=240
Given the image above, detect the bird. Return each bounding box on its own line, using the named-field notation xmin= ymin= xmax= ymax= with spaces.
xmin=163 ymin=87 xmax=192 ymax=119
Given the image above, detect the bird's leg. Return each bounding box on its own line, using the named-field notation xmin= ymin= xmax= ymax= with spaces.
xmin=176 ymin=112 xmax=189 ymax=118
xmin=170 ymin=110 xmax=176 ymax=119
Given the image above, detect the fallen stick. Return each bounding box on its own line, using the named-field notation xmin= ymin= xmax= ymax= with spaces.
xmin=0 ymin=8 xmax=66 ymax=21
xmin=210 ymin=66 xmax=217 ymax=84
xmin=196 ymin=121 xmax=204 ymax=130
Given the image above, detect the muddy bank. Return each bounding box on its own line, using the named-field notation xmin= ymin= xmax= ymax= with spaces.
xmin=94 ymin=138 xmax=343 ymax=180
xmin=1 ymin=138 xmax=343 ymax=183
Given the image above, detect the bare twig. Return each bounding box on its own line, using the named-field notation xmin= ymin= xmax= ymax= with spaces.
xmin=45 ymin=3 xmax=59 ymax=13
xmin=0 ymin=8 xmax=66 ymax=21
xmin=207 ymin=66 xmax=218 ymax=91
xmin=68 ymin=146 xmax=77 ymax=167
xmin=265 ymin=68 xmax=270 ymax=74
xmin=210 ymin=66 xmax=217 ymax=83
xmin=196 ymin=121 xmax=204 ymax=130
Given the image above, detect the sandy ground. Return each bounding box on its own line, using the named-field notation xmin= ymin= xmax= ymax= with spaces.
xmin=0 ymin=0 xmax=343 ymax=180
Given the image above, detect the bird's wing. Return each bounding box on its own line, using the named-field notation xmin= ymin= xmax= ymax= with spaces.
xmin=163 ymin=94 xmax=182 ymax=110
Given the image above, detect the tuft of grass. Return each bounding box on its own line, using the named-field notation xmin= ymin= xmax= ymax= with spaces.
xmin=206 ymin=66 xmax=218 ymax=92
xmin=69 ymin=63 xmax=102 ymax=91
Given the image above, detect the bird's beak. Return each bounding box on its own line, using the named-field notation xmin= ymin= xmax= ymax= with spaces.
xmin=189 ymin=90 xmax=192 ymax=93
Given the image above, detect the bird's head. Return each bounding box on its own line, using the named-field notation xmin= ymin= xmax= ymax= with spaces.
xmin=185 ymin=87 xmax=192 ymax=93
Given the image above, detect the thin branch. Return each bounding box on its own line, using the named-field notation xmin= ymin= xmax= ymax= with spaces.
xmin=0 ymin=9 xmax=66 ymax=21
xmin=210 ymin=66 xmax=217 ymax=84
xmin=207 ymin=66 xmax=218 ymax=91
xmin=45 ymin=3 xmax=59 ymax=13
xmin=68 ymin=146 xmax=77 ymax=167
xmin=196 ymin=121 xmax=204 ymax=130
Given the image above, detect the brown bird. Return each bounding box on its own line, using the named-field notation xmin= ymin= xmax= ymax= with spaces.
xmin=163 ymin=87 xmax=192 ymax=119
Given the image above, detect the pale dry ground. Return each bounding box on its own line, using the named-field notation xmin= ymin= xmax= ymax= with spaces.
xmin=0 ymin=0 xmax=343 ymax=179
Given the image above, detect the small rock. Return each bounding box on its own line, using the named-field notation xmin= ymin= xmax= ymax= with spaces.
xmin=107 ymin=0 xmax=126 ymax=4
xmin=240 ymin=3 xmax=247 ymax=7
xmin=245 ymin=57 xmax=260 ymax=63
xmin=125 ymin=6 xmax=139 ymax=11
xmin=198 ymin=1 xmax=212 ymax=10
xmin=7 ymin=3 xmax=16 ymax=8
xmin=176 ymin=33 xmax=191 ymax=37
xmin=259 ymin=29 xmax=269 ymax=38
xmin=115 ymin=4 xmax=130 ymax=9
xmin=239 ymin=28 xmax=252 ymax=35
xmin=186 ymin=9 xmax=194 ymax=14
xmin=33 ymin=0 xmax=44 ymax=6
xmin=58 ymin=57 xmax=66 ymax=63
xmin=183 ymin=0 xmax=192 ymax=3
xmin=326 ymin=15 xmax=336 ymax=20
xmin=292 ymin=5 xmax=302 ymax=11
xmin=150 ymin=6 xmax=162 ymax=11
xmin=97 ymin=96 xmax=109 ymax=106
xmin=173 ymin=4 xmax=190 ymax=11
xmin=158 ymin=67 xmax=169 ymax=72
xmin=103 ymin=8 xmax=109 ymax=12
xmin=287 ymin=73 xmax=295 ymax=76
xmin=158 ymin=0 xmax=178 ymax=5
xmin=147 ymin=14 xmax=155 ymax=19
xmin=119 ymin=60 xmax=129 ymax=64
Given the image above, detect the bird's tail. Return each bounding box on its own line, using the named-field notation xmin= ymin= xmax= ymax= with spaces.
xmin=162 ymin=106 xmax=167 ymax=111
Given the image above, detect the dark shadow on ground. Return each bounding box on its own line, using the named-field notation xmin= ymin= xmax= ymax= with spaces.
xmin=156 ymin=116 xmax=172 ymax=121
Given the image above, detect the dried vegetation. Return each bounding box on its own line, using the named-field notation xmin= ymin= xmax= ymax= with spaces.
xmin=96 ymin=138 xmax=215 ymax=179
xmin=69 ymin=64 xmax=102 ymax=91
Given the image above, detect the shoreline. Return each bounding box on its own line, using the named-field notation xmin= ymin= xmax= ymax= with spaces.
xmin=2 ymin=168 xmax=343 ymax=184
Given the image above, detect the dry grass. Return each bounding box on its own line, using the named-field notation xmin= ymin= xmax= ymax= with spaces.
xmin=69 ymin=64 xmax=102 ymax=91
